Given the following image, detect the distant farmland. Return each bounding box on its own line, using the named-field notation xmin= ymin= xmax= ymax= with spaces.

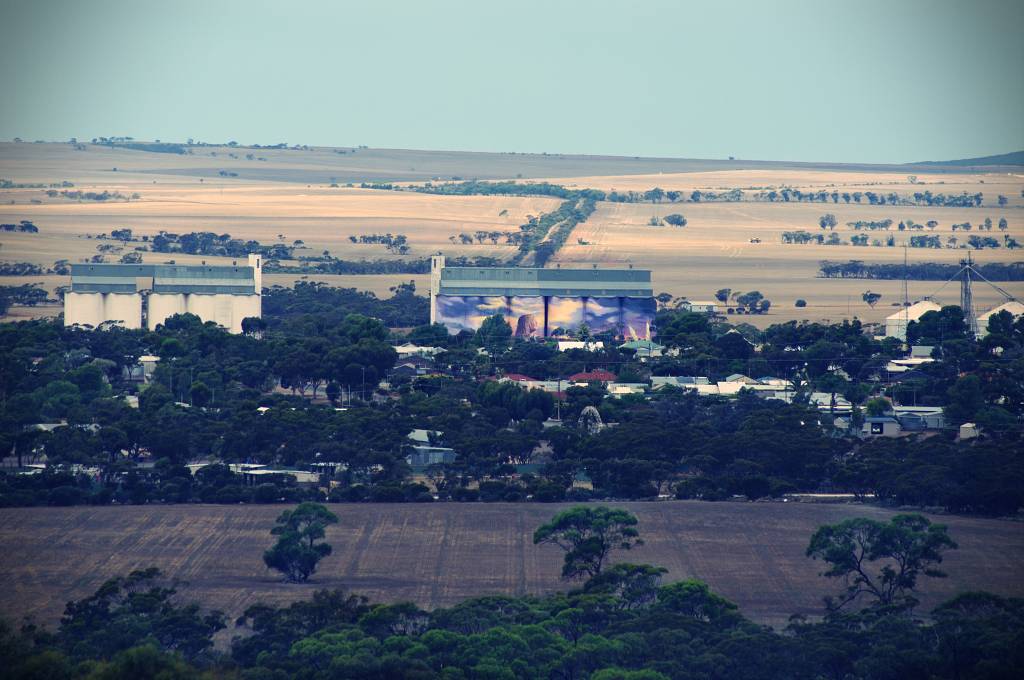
xmin=1 ymin=502 xmax=1021 ymax=629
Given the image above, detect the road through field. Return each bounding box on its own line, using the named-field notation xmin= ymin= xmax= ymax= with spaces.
xmin=1 ymin=502 xmax=1021 ymax=629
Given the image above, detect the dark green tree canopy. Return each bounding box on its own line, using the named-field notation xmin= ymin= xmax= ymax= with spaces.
xmin=534 ymin=506 xmax=643 ymax=580
xmin=807 ymin=513 xmax=958 ymax=611
xmin=264 ymin=502 xmax=339 ymax=582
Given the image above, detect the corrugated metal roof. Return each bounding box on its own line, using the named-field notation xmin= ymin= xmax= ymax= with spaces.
xmin=70 ymin=262 xmax=256 ymax=294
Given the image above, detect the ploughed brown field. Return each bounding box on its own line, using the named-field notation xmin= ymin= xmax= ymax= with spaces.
xmin=1 ymin=502 xmax=1021 ymax=629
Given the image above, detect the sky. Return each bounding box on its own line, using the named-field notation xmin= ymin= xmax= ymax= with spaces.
xmin=1 ymin=0 xmax=1022 ymax=164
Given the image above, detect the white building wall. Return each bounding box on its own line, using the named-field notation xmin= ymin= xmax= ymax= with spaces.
xmin=248 ymin=253 xmax=263 ymax=293
xmin=430 ymin=255 xmax=445 ymax=325
xmin=103 ymin=293 xmax=143 ymax=329
xmin=884 ymin=301 xmax=942 ymax=341
xmin=64 ymin=292 xmax=105 ymax=328
xmin=148 ymin=293 xmax=186 ymax=330
xmin=186 ymin=294 xmax=218 ymax=325
xmin=231 ymin=294 xmax=262 ymax=333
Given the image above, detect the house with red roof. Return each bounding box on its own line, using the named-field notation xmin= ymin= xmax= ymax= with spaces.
xmin=568 ymin=369 xmax=616 ymax=382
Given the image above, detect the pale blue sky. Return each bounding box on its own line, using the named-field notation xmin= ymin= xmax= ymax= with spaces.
xmin=1 ymin=0 xmax=1021 ymax=163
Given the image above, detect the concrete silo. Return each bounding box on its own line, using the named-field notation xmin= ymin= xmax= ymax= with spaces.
xmin=64 ymin=291 xmax=106 ymax=328
xmin=147 ymin=293 xmax=187 ymax=330
xmin=103 ymin=293 xmax=143 ymax=329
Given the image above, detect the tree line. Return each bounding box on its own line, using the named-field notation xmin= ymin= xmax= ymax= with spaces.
xmin=818 ymin=260 xmax=1024 ymax=280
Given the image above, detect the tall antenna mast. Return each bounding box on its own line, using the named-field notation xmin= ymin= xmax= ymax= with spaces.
xmin=961 ymin=251 xmax=978 ymax=336
xmin=902 ymin=245 xmax=910 ymax=338
xmin=902 ymin=245 xmax=909 ymax=309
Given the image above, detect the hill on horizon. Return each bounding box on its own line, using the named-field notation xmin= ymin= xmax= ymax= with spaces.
xmin=919 ymin=150 xmax=1024 ymax=167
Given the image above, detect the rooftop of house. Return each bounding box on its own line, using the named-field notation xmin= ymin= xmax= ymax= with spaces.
xmin=502 ymin=373 xmax=538 ymax=382
xmin=618 ymin=339 xmax=664 ymax=351
xmin=568 ymin=369 xmax=617 ymax=382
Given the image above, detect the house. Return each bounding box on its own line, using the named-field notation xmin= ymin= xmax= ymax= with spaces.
xmin=499 ymin=374 xmax=575 ymax=394
xmin=909 ymin=345 xmax=934 ymax=359
xmin=959 ymin=422 xmax=979 ymax=440
xmin=809 ymin=392 xmax=853 ymax=414
xmin=883 ymin=301 xmax=942 ymax=341
xmin=568 ymin=369 xmax=617 ymax=382
xmin=502 ymin=373 xmax=538 ymax=383
xmin=407 ymin=429 xmax=444 ymax=445
xmin=241 ymin=468 xmax=320 ymax=486
xmin=556 ymin=340 xmax=604 ymax=352
xmin=886 ymin=356 xmax=935 ymax=373
xmin=650 ymin=376 xmax=710 ymax=390
xmin=893 ymin=405 xmax=945 ymax=431
xmin=725 ymin=374 xmax=759 ymax=384
xmin=618 ymin=339 xmax=664 ymax=359
xmin=391 ymin=363 xmax=423 ymax=379
xmin=976 ymin=301 xmax=1024 ymax=338
xmin=715 ymin=381 xmax=749 ymax=396
xmin=606 ymin=382 xmax=646 ymax=396
xmin=862 ymin=416 xmax=902 ymax=438
xmin=394 ymin=343 xmax=445 ymax=359
xmin=122 ymin=354 xmax=161 ymax=382
xmin=405 ymin=445 xmax=456 ymax=467
xmin=678 ymin=300 xmax=718 ymax=314
xmin=743 ymin=382 xmax=796 ymax=403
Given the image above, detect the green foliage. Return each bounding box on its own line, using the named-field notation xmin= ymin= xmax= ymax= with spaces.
xmin=8 ymin=563 xmax=1023 ymax=678
xmin=534 ymin=506 xmax=643 ymax=580
xmin=55 ymin=567 xmax=224 ymax=662
xmin=820 ymin=260 xmax=1024 ymax=281
xmin=264 ymin=503 xmax=339 ymax=582
xmin=807 ymin=514 xmax=958 ymax=611
xmin=477 ymin=314 xmax=513 ymax=351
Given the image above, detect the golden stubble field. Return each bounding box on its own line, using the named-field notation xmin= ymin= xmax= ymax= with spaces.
xmin=0 ymin=502 xmax=1021 ymax=630
xmin=1 ymin=143 xmax=1022 ymax=327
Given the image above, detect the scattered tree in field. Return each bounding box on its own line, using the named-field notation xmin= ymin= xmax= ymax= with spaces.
xmin=795 ymin=299 xmax=807 ymax=307
xmin=264 ymin=502 xmax=339 ymax=582
xmin=998 ymin=218 xmax=1008 ymax=231
xmin=818 ymin=214 xmax=838 ymax=230
xmin=648 ymin=216 xmax=661 ymax=226
xmin=862 ymin=291 xmax=882 ymax=308
xmin=806 ymin=514 xmax=957 ymax=611
xmin=663 ymin=214 xmax=687 ymax=227
xmin=714 ymin=288 xmax=731 ymax=303
xmin=998 ymin=195 xmax=1007 ymax=206
xmin=534 ymin=506 xmax=643 ymax=580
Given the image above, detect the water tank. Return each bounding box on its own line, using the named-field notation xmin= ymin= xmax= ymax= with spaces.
xmin=148 ymin=293 xmax=186 ymax=330
xmin=64 ymin=292 xmax=105 ymax=328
